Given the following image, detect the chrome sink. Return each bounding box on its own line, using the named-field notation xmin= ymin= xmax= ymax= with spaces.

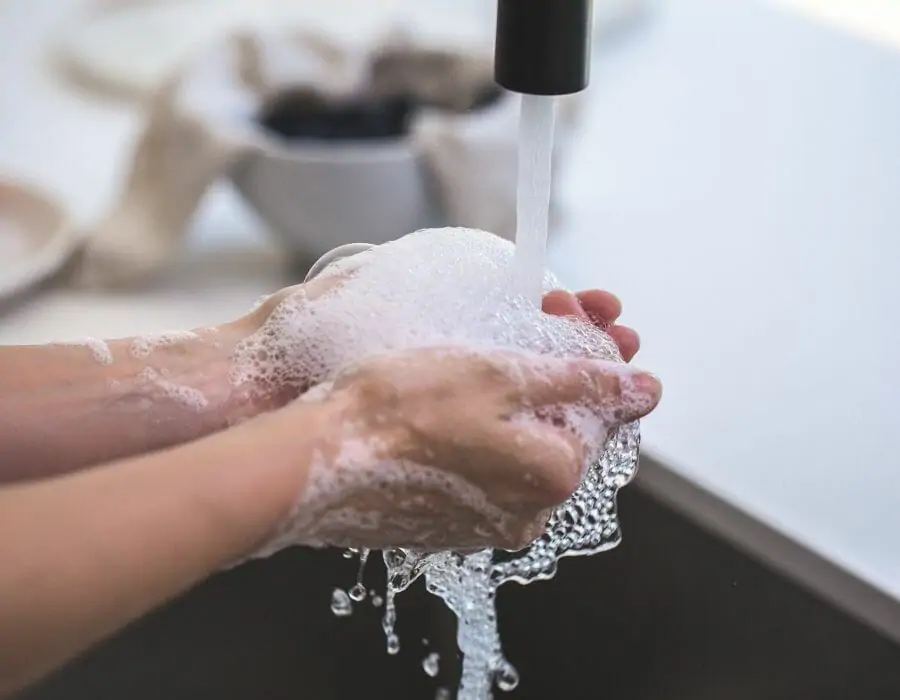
xmin=20 ymin=472 xmax=900 ymax=700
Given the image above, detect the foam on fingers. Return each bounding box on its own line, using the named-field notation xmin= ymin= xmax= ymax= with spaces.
xmin=231 ymin=226 xmax=624 ymax=400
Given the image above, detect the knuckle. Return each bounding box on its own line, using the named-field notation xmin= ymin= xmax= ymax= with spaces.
xmin=515 ymin=434 xmax=583 ymax=509
xmin=536 ymin=455 xmax=582 ymax=507
xmin=604 ymin=372 xmax=624 ymax=400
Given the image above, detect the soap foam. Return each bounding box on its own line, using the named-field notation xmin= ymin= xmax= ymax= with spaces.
xmin=136 ymin=366 xmax=209 ymax=411
xmin=54 ymin=337 xmax=113 ymax=365
xmin=129 ymin=331 xmax=199 ymax=360
xmin=232 ymin=227 xmax=641 ymax=697
xmin=232 ymin=227 xmax=624 ymax=395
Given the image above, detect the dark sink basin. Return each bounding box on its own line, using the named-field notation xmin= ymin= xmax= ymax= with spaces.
xmin=19 ymin=472 xmax=900 ymax=700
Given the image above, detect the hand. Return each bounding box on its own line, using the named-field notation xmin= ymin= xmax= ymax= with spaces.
xmin=262 ymin=345 xmax=661 ymax=554
xmin=236 ymin=279 xmax=643 ymax=413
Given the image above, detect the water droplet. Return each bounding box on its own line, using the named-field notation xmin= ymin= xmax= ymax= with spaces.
xmin=435 ymin=688 xmax=451 ymax=700
xmin=371 ymin=595 xmax=384 ymax=608
xmin=386 ymin=550 xmax=406 ymax=568
xmin=389 ymin=573 xmax=410 ymax=590
xmin=349 ymin=583 xmax=367 ymax=602
xmin=356 ymin=548 xmax=370 ymax=585
xmin=496 ymin=661 xmax=519 ymax=691
xmin=422 ymin=652 xmax=440 ymax=677
xmin=330 ymin=588 xmax=352 ymax=617
xmin=386 ymin=633 xmax=401 ymax=655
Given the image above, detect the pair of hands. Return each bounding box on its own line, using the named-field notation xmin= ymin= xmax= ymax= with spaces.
xmin=242 ymin=284 xmax=659 ymax=553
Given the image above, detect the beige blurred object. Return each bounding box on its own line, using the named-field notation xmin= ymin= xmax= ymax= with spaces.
xmin=73 ymin=28 xmax=580 ymax=289
xmin=73 ymin=29 xmax=346 ymax=289
xmin=74 ymin=79 xmax=249 ymax=288
xmin=51 ymin=0 xmax=482 ymax=102
xmin=53 ymin=0 xmax=647 ymax=102
xmin=0 ymin=179 xmax=77 ymax=303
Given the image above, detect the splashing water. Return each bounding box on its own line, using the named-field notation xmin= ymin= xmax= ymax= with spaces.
xmin=330 ymin=588 xmax=352 ymax=617
xmin=319 ymin=95 xmax=641 ymax=699
xmin=348 ymin=549 xmax=369 ymax=602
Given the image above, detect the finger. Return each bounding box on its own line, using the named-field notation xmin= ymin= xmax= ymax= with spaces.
xmin=575 ymin=290 xmax=622 ymax=325
xmin=608 ymin=325 xmax=640 ymax=362
xmin=421 ymin=408 xmax=579 ymax=511
xmin=510 ymin=354 xmax=662 ymax=423
xmin=542 ymin=290 xmax=588 ymax=321
xmin=494 ymin=421 xmax=585 ymax=508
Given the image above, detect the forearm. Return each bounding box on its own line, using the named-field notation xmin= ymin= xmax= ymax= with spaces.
xmin=0 ymin=399 xmax=332 ymax=697
xmin=0 ymin=320 xmax=280 ymax=482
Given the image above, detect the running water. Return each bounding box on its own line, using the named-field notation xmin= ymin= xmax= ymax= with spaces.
xmin=512 ymin=95 xmax=558 ymax=306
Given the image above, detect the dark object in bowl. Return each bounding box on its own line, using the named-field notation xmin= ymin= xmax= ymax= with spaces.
xmin=257 ymin=85 xmax=505 ymax=143
xmin=469 ymin=84 xmax=504 ymax=111
xmin=257 ymin=90 xmax=417 ymax=142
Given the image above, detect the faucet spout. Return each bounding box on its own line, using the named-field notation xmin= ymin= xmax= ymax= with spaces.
xmin=494 ymin=0 xmax=593 ymax=96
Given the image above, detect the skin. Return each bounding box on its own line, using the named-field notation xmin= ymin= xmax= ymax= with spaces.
xmin=0 ymin=285 xmax=656 ymax=696
xmin=0 ymin=288 xmax=640 ymax=484
xmin=0 ymin=322 xmax=261 ymax=482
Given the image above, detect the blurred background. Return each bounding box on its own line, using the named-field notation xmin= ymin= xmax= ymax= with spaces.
xmin=2 ymin=1 xmax=900 ymax=698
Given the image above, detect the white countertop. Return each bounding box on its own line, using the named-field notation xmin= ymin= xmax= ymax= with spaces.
xmin=2 ymin=0 xmax=899 ymax=626
xmin=550 ymin=0 xmax=900 ymax=609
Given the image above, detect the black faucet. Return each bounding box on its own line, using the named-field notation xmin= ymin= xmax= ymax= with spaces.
xmin=494 ymin=0 xmax=593 ymax=96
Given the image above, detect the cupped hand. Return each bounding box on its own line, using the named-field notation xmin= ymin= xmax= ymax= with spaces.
xmin=542 ymin=289 xmax=640 ymax=362
xmin=240 ymin=278 xmax=643 ymax=413
xmin=274 ymin=345 xmax=661 ymax=553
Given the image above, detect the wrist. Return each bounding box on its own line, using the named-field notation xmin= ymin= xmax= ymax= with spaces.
xmin=220 ymin=277 xmax=344 ymax=425
xmin=105 ymin=318 xmax=270 ymax=443
xmin=211 ymin=388 xmax=354 ymax=560
xmin=220 ymin=309 xmax=303 ymax=416
xmin=227 ymin=286 xmax=326 ymax=414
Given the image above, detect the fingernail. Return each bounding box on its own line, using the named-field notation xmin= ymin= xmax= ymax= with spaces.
xmin=605 ymin=364 xmax=663 ymax=399
xmin=632 ymin=370 xmax=662 ymax=397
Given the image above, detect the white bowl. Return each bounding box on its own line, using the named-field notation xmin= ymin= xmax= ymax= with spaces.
xmin=230 ymin=136 xmax=439 ymax=265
